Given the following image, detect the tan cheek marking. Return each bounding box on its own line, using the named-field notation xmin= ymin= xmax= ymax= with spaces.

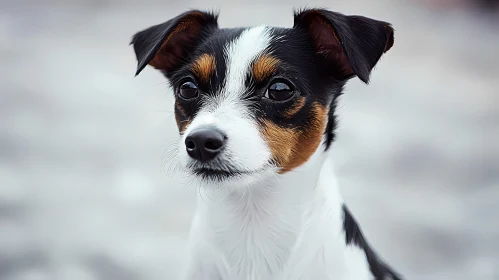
xmin=260 ymin=121 xmax=299 ymax=168
xmin=174 ymin=101 xmax=190 ymax=133
xmin=252 ymin=55 xmax=280 ymax=82
xmin=283 ymin=96 xmax=306 ymax=118
xmin=280 ymin=103 xmax=328 ymax=173
xmin=261 ymin=103 xmax=329 ymax=174
xmin=191 ymin=54 xmax=216 ymax=83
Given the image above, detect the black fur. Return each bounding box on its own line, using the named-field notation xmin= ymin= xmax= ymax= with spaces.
xmin=324 ymin=91 xmax=341 ymax=150
xmin=343 ymin=205 xmax=403 ymax=280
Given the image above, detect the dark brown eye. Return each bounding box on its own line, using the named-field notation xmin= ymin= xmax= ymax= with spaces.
xmin=178 ymin=81 xmax=199 ymax=100
xmin=265 ymin=81 xmax=294 ymax=101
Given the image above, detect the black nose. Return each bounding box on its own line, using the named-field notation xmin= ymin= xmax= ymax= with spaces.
xmin=185 ymin=128 xmax=226 ymax=162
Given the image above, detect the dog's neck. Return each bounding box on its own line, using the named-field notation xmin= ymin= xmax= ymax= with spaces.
xmin=189 ymin=146 xmax=374 ymax=279
xmin=196 ymin=143 xmax=337 ymax=225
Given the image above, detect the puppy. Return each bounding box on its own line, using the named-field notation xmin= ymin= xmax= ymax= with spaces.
xmin=131 ymin=8 xmax=402 ymax=280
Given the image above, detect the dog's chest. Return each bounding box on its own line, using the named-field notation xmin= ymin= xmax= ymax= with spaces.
xmin=205 ymin=198 xmax=300 ymax=279
xmin=194 ymin=194 xmax=372 ymax=280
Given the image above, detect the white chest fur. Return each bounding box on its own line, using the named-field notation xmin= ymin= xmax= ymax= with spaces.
xmin=180 ymin=156 xmax=372 ymax=280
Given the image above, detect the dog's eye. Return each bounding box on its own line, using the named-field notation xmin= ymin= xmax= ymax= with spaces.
xmin=265 ymin=82 xmax=294 ymax=101
xmin=178 ymin=81 xmax=199 ymax=100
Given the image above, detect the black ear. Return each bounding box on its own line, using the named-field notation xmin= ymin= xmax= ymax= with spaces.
xmin=294 ymin=9 xmax=394 ymax=83
xmin=131 ymin=10 xmax=218 ymax=76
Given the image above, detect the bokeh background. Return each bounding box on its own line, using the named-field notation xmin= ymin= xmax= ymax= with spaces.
xmin=1 ymin=0 xmax=498 ymax=279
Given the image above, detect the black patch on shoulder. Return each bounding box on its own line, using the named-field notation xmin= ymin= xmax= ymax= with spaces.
xmin=342 ymin=205 xmax=403 ymax=280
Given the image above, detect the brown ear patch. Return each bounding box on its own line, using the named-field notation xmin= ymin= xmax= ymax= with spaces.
xmin=252 ymin=55 xmax=280 ymax=83
xmin=296 ymin=10 xmax=353 ymax=78
xmin=191 ymin=54 xmax=216 ymax=83
xmin=149 ymin=13 xmax=205 ymax=71
xmin=260 ymin=102 xmax=328 ymax=173
xmin=174 ymin=101 xmax=190 ymax=133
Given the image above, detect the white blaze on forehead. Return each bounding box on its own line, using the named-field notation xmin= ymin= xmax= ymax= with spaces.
xmin=179 ymin=26 xmax=273 ymax=174
xmin=223 ymin=26 xmax=272 ymax=99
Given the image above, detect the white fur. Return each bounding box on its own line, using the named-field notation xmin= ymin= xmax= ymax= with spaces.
xmin=178 ymin=27 xmax=372 ymax=280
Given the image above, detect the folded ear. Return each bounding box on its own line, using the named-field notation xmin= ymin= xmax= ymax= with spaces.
xmin=131 ymin=10 xmax=218 ymax=76
xmin=294 ymin=9 xmax=394 ymax=83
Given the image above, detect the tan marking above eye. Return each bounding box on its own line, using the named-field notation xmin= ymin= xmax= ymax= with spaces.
xmin=260 ymin=102 xmax=329 ymax=173
xmin=191 ymin=53 xmax=216 ymax=83
xmin=252 ymin=55 xmax=280 ymax=82
xmin=283 ymin=96 xmax=306 ymax=118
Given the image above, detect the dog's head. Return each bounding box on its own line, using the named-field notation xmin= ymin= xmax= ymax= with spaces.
xmin=131 ymin=9 xmax=394 ymax=185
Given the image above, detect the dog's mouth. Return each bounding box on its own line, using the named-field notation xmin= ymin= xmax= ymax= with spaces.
xmin=185 ymin=159 xmax=271 ymax=181
xmin=190 ymin=167 xmax=259 ymax=181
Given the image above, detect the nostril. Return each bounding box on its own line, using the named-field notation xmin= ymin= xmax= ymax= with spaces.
xmin=205 ymin=139 xmax=223 ymax=151
xmin=186 ymin=139 xmax=196 ymax=150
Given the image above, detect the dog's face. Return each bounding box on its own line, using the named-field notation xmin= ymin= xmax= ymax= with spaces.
xmin=132 ymin=9 xmax=393 ymax=185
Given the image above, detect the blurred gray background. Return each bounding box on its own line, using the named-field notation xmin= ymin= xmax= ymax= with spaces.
xmin=1 ymin=0 xmax=498 ymax=279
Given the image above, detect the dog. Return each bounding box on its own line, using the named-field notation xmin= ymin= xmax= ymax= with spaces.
xmin=131 ymin=8 xmax=402 ymax=280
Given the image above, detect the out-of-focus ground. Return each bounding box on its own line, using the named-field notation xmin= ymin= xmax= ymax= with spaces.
xmin=1 ymin=0 xmax=498 ymax=279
